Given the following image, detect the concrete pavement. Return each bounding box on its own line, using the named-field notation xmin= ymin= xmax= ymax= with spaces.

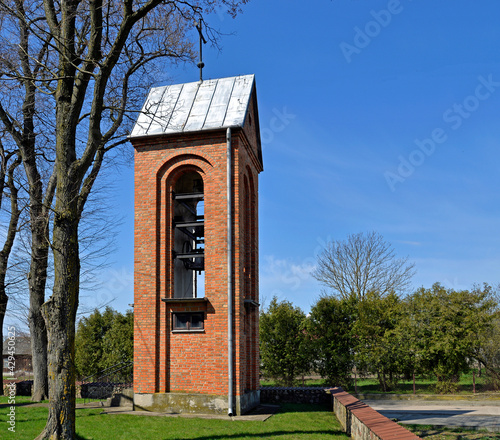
xmin=95 ymin=396 xmax=500 ymax=429
xmin=363 ymin=399 xmax=500 ymax=432
xmin=100 ymin=403 xmax=281 ymax=421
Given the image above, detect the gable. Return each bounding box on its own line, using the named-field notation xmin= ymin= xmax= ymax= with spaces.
xmin=242 ymin=84 xmax=263 ymax=171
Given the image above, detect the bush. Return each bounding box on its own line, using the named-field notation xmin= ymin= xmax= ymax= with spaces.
xmin=75 ymin=307 xmax=133 ymax=379
xmin=259 ymin=297 xmax=311 ymax=386
xmin=307 ymin=296 xmax=356 ymax=389
xmin=433 ymin=380 xmax=459 ymax=394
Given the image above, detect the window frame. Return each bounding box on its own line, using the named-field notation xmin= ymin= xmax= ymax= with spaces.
xmin=172 ymin=312 xmax=205 ymax=332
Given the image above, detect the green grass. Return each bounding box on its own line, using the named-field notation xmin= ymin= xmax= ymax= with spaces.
xmin=261 ymin=371 xmax=500 ymax=395
xmin=0 ymin=395 xmax=33 ymax=404
xmin=352 ymin=377 xmax=439 ymax=394
xmin=405 ymin=424 xmax=500 ymax=440
xmin=351 ymin=372 xmax=497 ymax=395
xmin=261 ymin=376 xmax=441 ymax=393
xmin=260 ymin=379 xmax=325 ymax=387
xmin=0 ymin=396 xmax=102 ymax=405
xmin=3 ymin=375 xmax=33 ymax=382
xmin=0 ymin=402 xmax=348 ymax=440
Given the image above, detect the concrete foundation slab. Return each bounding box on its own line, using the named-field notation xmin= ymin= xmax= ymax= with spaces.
xmin=134 ymin=390 xmax=260 ymax=416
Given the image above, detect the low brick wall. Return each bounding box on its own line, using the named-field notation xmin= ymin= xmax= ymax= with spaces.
xmin=329 ymin=387 xmax=421 ymax=440
xmin=80 ymin=382 xmax=132 ymax=399
xmin=260 ymin=387 xmax=331 ymax=406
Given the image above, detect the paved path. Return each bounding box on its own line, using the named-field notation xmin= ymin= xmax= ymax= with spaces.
xmin=100 ymin=404 xmax=280 ymax=421
xmin=4 ymin=401 xmax=280 ymax=422
xmin=15 ymin=398 xmax=500 ymax=430
xmin=363 ymin=399 xmax=500 ymax=432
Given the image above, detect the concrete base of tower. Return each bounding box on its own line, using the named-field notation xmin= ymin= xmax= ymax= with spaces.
xmin=236 ymin=390 xmax=261 ymax=415
xmin=133 ymin=390 xmax=260 ymax=416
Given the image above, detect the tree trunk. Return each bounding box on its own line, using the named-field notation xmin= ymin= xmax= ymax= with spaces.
xmin=474 ymin=354 xmax=500 ymax=383
xmin=25 ymin=173 xmax=55 ymax=403
xmin=0 ymin=154 xmax=21 ymax=397
xmin=37 ymin=209 xmax=80 ymax=440
xmin=28 ymin=217 xmax=50 ymax=402
xmin=35 ymin=1 xmax=82 ymax=433
xmin=0 ymin=291 xmax=7 ymax=396
xmin=12 ymin=0 xmax=53 ymax=402
xmin=377 ymin=371 xmax=388 ymax=392
xmin=0 ymin=152 xmax=7 ymax=397
xmin=29 ymin=287 xmax=49 ymax=401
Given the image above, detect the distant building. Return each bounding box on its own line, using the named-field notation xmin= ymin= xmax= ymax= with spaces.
xmin=2 ymin=334 xmax=32 ymax=375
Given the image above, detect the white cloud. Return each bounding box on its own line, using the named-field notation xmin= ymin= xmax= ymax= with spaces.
xmin=260 ymin=255 xmax=320 ymax=312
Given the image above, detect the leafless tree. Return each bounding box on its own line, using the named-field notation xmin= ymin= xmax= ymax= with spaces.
xmin=0 ymin=1 xmax=248 ymax=438
xmin=0 ymin=0 xmax=58 ymax=402
xmin=313 ymin=231 xmax=416 ymax=300
xmin=6 ymin=170 xmax=121 ymax=332
xmin=0 ymin=140 xmax=21 ymax=396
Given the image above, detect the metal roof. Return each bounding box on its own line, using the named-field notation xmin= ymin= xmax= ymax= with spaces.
xmin=130 ymin=74 xmax=255 ymax=138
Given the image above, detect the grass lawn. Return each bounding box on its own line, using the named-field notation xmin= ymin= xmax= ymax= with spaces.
xmin=351 ymin=372 xmax=494 ymax=395
xmin=0 ymin=400 xmax=348 ymax=440
xmin=262 ymin=371 xmax=498 ymax=395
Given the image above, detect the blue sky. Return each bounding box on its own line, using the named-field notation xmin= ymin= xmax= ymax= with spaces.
xmin=85 ymin=0 xmax=500 ymax=315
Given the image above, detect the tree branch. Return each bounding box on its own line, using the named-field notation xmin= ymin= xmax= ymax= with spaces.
xmin=42 ymin=0 xmax=60 ymax=38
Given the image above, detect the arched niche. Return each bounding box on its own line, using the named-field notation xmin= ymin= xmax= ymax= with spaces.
xmin=172 ymin=171 xmax=205 ymax=299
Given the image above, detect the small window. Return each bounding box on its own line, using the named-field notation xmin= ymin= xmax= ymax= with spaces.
xmin=172 ymin=312 xmax=204 ymax=331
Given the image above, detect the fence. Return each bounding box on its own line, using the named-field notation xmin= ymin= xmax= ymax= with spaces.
xmin=260 ymin=387 xmax=331 ymax=406
xmin=79 ymin=361 xmax=133 ymax=404
xmin=351 ymin=369 xmax=499 ymax=395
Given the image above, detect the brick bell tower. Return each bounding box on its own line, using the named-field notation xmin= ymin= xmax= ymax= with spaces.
xmin=130 ymin=75 xmax=263 ymax=416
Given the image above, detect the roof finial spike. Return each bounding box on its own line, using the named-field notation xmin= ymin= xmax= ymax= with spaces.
xmin=195 ymin=19 xmax=207 ymax=83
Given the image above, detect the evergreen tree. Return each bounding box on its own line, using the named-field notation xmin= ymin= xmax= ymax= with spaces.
xmin=260 ymin=297 xmax=311 ymax=386
xmin=75 ymin=307 xmax=133 ymax=379
xmin=307 ymin=296 xmax=356 ymax=388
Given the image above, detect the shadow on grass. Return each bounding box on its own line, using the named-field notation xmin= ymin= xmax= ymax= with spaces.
xmin=277 ymin=403 xmax=330 ymax=413
xmin=72 ymin=431 xmax=345 ymax=440
xmin=34 ymin=431 xmax=97 ymax=440
xmin=168 ymin=430 xmax=344 ymax=440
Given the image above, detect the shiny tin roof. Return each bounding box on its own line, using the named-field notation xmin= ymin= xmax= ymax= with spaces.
xmin=130 ymin=74 xmax=255 ymax=138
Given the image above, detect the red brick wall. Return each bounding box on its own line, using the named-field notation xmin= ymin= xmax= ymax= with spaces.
xmin=133 ymin=126 xmax=261 ymax=397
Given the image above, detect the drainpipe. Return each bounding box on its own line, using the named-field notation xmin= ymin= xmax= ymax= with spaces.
xmin=226 ymin=127 xmax=234 ymax=417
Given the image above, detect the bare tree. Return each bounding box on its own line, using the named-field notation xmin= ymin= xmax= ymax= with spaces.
xmin=0 ymin=141 xmax=21 ymax=396
xmin=0 ymin=1 xmax=248 ymax=438
xmin=0 ymin=0 xmax=58 ymax=402
xmin=313 ymin=231 xmax=416 ymax=300
xmin=5 ymin=171 xmax=120 ymax=396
